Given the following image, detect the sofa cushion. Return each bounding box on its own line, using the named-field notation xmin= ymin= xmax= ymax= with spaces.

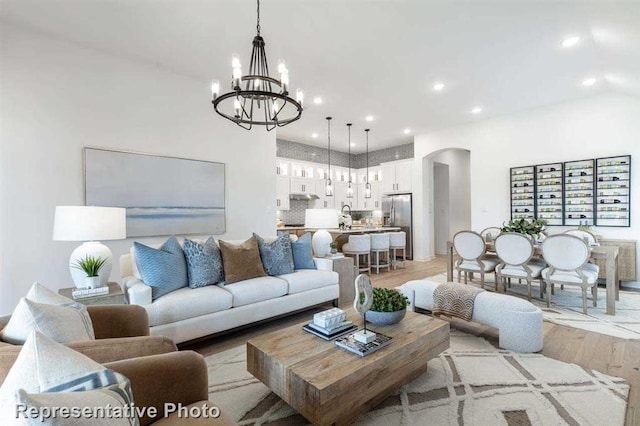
xmin=222 ymin=276 xmax=288 ymax=308
xmin=144 ymin=285 xmax=233 ymax=327
xmin=278 ymin=270 xmax=339 ymax=294
xmin=291 ymin=233 xmax=316 ymax=270
xmin=254 ymin=233 xmax=295 ymax=276
xmin=0 ymin=298 xmax=95 ymax=345
xmin=219 ymin=236 xmax=267 ymax=284
xmin=183 ymin=237 xmax=225 ymax=288
xmin=134 ymin=235 xmax=187 ymax=300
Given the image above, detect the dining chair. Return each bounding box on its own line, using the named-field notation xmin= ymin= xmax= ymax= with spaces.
xmin=452 ymin=230 xmax=499 ymax=289
xmin=480 ymin=227 xmax=502 ymax=242
xmin=541 ymin=234 xmax=600 ymax=314
xmin=564 ymin=229 xmax=598 ymax=246
xmin=494 ymin=232 xmax=546 ymax=301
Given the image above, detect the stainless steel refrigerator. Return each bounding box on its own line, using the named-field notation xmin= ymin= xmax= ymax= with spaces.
xmin=382 ymin=194 xmax=413 ymax=260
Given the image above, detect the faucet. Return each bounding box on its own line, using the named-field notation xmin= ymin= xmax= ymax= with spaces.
xmin=341 ymin=204 xmax=351 ymax=215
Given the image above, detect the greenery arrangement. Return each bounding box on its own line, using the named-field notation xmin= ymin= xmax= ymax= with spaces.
xmin=369 ymin=287 xmax=409 ymax=312
xmin=329 ymin=242 xmax=338 ymax=249
xmin=72 ymin=255 xmax=107 ymax=277
xmin=500 ymin=218 xmax=547 ymax=236
xmin=577 ymin=223 xmax=592 ymax=232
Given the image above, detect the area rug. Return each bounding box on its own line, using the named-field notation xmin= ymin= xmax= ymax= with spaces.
xmin=426 ymin=273 xmax=640 ymax=340
xmin=206 ymin=331 xmax=629 ymax=425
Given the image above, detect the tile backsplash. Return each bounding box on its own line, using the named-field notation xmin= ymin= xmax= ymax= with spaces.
xmin=277 ymin=200 xmax=309 ymax=225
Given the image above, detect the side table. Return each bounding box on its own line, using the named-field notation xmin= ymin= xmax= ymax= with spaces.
xmin=59 ymin=282 xmax=127 ymax=306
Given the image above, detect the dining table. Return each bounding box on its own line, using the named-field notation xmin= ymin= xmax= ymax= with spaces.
xmin=445 ymin=240 xmax=620 ymax=315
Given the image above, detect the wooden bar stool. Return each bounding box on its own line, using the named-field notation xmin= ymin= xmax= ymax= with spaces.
xmin=342 ymin=234 xmax=371 ymax=274
xmin=370 ymin=233 xmax=391 ymax=274
xmin=388 ymin=231 xmax=406 ymax=270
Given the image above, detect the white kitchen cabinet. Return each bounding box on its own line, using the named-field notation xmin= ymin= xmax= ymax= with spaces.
xmin=275 ymin=160 xmax=290 ymax=176
xmin=381 ymin=160 xmax=412 ymax=193
xmin=290 ymin=178 xmax=314 ymax=193
xmin=290 ymin=161 xmax=315 ymax=179
xmin=335 ymin=181 xmax=355 ymax=210
xmin=276 ymin=176 xmax=290 ymax=210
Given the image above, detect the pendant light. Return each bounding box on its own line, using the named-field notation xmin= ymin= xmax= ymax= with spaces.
xmin=364 ymin=129 xmax=371 ymax=198
xmin=346 ymin=123 xmax=354 ymax=198
xmin=325 ymin=117 xmax=333 ymax=196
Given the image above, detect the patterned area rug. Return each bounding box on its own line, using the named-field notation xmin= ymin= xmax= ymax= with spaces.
xmin=426 ymin=273 xmax=640 ymax=340
xmin=206 ymin=331 xmax=629 ymax=425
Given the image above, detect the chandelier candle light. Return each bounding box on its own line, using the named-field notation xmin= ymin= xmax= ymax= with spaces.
xmin=346 ymin=123 xmax=354 ymax=198
xmin=325 ymin=117 xmax=334 ymax=196
xmin=211 ymin=0 xmax=303 ymax=130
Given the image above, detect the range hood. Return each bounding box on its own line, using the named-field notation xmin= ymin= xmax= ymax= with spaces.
xmin=289 ymin=193 xmax=320 ymax=200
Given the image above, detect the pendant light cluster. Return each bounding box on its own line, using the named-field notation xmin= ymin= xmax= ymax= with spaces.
xmin=323 ymin=120 xmax=373 ymax=200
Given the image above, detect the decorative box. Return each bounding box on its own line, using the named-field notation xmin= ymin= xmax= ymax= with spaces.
xmin=313 ymin=308 xmax=346 ymax=330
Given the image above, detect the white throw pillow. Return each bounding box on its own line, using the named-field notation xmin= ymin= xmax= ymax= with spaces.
xmin=0 ymin=298 xmax=94 ymax=345
xmin=0 ymin=332 xmax=137 ymax=426
xmin=0 ymin=283 xmax=94 ymax=344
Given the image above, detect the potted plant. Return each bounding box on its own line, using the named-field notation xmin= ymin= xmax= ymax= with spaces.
xmin=329 ymin=242 xmax=338 ymax=254
xmin=71 ymin=255 xmax=107 ymax=288
xmin=500 ymin=218 xmax=547 ymax=239
xmin=364 ymin=287 xmax=409 ymax=325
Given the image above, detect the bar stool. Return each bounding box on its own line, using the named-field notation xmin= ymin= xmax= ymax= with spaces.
xmin=388 ymin=231 xmax=406 ymax=270
xmin=342 ymin=235 xmax=371 ymax=274
xmin=370 ymin=233 xmax=391 ymax=274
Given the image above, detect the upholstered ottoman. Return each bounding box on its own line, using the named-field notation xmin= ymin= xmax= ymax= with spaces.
xmin=397 ymin=279 xmax=543 ymax=353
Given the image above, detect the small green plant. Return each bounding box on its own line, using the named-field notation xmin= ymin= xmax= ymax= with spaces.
xmin=329 ymin=242 xmax=338 ymax=249
xmin=577 ymin=223 xmax=592 ymax=232
xmin=368 ymin=287 xmax=409 ymax=312
xmin=501 ymin=218 xmax=547 ymax=236
xmin=72 ymin=255 xmax=107 ymax=277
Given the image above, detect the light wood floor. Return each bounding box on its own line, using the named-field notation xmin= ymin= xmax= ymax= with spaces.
xmin=184 ymin=256 xmax=640 ymax=426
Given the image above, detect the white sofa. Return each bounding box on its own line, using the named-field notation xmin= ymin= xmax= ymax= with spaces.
xmin=398 ymin=279 xmax=543 ymax=353
xmin=120 ymin=237 xmax=339 ymax=344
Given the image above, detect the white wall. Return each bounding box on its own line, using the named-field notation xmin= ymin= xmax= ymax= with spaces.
xmin=412 ymin=93 xmax=640 ymax=283
xmin=433 ymin=162 xmax=450 ymax=254
xmin=0 ymin=23 xmax=277 ymax=314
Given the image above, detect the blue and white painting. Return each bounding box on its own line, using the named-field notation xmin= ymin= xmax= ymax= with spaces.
xmin=85 ymin=148 xmax=225 ymax=237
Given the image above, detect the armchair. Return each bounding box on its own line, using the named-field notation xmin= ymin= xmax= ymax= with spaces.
xmin=0 ymin=304 xmax=177 ymax=383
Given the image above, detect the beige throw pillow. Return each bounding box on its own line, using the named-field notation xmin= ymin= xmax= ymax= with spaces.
xmin=219 ymin=236 xmax=267 ymax=284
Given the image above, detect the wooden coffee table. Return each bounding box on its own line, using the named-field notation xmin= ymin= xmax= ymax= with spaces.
xmin=246 ymin=309 xmax=449 ymax=425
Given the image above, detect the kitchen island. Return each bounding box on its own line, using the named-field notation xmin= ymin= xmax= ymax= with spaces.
xmin=276 ymin=226 xmax=401 ymax=250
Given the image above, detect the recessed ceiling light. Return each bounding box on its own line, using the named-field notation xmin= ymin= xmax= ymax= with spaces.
xmin=403 ymin=128 xmax=411 ymax=135
xmin=313 ymin=96 xmax=323 ymax=104
xmin=311 ymin=133 xmax=318 ymax=138
xmin=471 ymin=107 xmax=482 ymax=114
xmin=562 ymin=36 xmax=580 ymax=48
xmin=365 ymin=115 xmax=374 ymax=122
xmin=433 ymin=82 xmax=445 ymax=91
xmin=582 ymin=77 xmax=597 ymax=86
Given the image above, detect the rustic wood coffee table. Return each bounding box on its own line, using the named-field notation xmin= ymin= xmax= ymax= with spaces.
xmin=247 ymin=309 xmax=449 ymax=425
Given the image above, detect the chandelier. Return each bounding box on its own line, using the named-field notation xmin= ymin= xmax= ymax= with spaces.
xmin=211 ymin=0 xmax=303 ymax=131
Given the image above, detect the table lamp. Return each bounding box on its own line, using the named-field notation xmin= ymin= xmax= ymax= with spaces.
xmin=53 ymin=206 xmax=126 ymax=288
xmin=305 ymin=208 xmax=339 ymax=257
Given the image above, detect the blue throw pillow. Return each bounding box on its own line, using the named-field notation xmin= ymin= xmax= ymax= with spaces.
xmin=253 ymin=233 xmax=295 ymax=276
xmin=291 ymin=233 xmax=316 ymax=270
xmin=183 ymin=237 xmax=225 ymax=288
xmin=133 ymin=235 xmax=187 ymax=300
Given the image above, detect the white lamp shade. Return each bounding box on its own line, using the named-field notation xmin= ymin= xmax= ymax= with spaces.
xmin=305 ymin=209 xmax=339 ymax=229
xmin=53 ymin=206 xmax=126 ymax=241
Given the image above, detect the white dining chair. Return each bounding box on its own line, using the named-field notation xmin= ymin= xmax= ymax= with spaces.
xmin=564 ymin=229 xmax=597 ymax=246
xmin=453 ymin=230 xmax=499 ymax=289
xmin=480 ymin=227 xmax=502 ymax=242
xmin=494 ymin=232 xmax=546 ymax=301
xmin=541 ymin=234 xmax=600 ymax=314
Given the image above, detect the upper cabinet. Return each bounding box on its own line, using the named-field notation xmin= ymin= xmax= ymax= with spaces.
xmin=276 ymin=160 xmax=289 ymax=176
xmin=276 ymin=176 xmax=290 ymax=210
xmin=290 ymin=161 xmax=315 ymax=179
xmin=290 ymin=178 xmax=314 ymax=194
xmin=381 ymin=160 xmax=412 ymax=194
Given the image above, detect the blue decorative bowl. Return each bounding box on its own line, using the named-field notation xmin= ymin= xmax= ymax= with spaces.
xmin=364 ymin=308 xmax=406 ymax=325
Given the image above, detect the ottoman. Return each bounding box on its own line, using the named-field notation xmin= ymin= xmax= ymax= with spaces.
xmin=398 ymin=279 xmax=543 ymax=353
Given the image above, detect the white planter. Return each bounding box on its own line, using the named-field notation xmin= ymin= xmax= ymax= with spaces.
xmin=84 ymin=276 xmax=101 ymax=289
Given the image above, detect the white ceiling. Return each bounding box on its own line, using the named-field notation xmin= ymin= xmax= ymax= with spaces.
xmin=1 ymin=0 xmax=639 ymax=153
